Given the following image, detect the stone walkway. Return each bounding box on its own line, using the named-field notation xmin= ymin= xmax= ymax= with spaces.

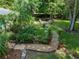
xmin=12 ymin=44 xmax=55 ymax=52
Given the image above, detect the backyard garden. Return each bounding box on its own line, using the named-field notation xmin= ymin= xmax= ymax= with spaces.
xmin=0 ymin=0 xmax=79 ymax=59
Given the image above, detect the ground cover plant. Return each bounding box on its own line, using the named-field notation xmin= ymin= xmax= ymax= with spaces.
xmin=10 ymin=23 xmax=50 ymax=43
xmin=0 ymin=32 xmax=12 ymax=57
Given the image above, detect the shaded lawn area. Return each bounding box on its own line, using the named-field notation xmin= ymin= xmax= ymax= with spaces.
xmin=29 ymin=20 xmax=79 ymax=59
xmin=53 ymin=19 xmax=79 ymax=30
xmin=54 ymin=19 xmax=79 ymax=51
xmin=32 ymin=54 xmax=58 ymax=59
xmin=59 ymin=32 xmax=79 ymax=51
xmin=27 ymin=50 xmax=58 ymax=59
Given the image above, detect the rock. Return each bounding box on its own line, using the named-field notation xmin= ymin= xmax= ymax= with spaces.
xmin=21 ymin=49 xmax=27 ymax=59
xmin=50 ymin=31 xmax=59 ymax=50
xmin=14 ymin=44 xmax=25 ymax=50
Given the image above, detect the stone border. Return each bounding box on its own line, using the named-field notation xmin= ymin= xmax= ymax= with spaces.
xmin=8 ymin=31 xmax=59 ymax=52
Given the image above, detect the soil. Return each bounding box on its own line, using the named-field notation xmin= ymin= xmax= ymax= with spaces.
xmin=1 ymin=49 xmax=54 ymax=59
xmin=3 ymin=49 xmax=21 ymax=59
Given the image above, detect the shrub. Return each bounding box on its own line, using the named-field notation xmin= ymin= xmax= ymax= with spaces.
xmin=0 ymin=32 xmax=11 ymax=57
xmin=10 ymin=23 xmax=50 ymax=43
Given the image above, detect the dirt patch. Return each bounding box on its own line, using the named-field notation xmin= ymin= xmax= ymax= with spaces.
xmin=3 ymin=49 xmax=21 ymax=59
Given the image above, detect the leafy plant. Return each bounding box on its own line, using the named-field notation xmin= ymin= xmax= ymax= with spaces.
xmin=10 ymin=22 xmax=50 ymax=43
xmin=0 ymin=32 xmax=11 ymax=57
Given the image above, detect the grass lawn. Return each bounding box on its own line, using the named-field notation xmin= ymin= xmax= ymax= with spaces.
xmin=32 ymin=54 xmax=58 ymax=59
xmin=54 ymin=19 xmax=79 ymax=52
xmin=30 ymin=19 xmax=79 ymax=59
xmin=59 ymin=32 xmax=79 ymax=50
xmin=54 ymin=20 xmax=79 ymax=49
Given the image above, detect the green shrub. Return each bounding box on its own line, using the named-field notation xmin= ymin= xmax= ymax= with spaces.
xmin=10 ymin=23 xmax=50 ymax=43
xmin=0 ymin=32 xmax=11 ymax=57
xmin=9 ymin=0 xmax=51 ymax=43
xmin=34 ymin=26 xmax=49 ymax=43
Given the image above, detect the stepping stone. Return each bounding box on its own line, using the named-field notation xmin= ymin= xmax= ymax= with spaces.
xmin=25 ymin=44 xmax=55 ymax=52
xmin=14 ymin=44 xmax=25 ymax=50
xmin=21 ymin=49 xmax=27 ymax=59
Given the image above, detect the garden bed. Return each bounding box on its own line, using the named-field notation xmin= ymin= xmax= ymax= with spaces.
xmin=8 ymin=31 xmax=59 ymax=52
xmin=2 ymin=49 xmax=56 ymax=59
xmin=1 ymin=49 xmax=21 ymax=59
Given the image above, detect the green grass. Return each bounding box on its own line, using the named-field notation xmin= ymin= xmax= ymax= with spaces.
xmin=54 ymin=20 xmax=79 ymax=51
xmin=53 ymin=20 xmax=79 ymax=30
xmin=29 ymin=52 xmax=73 ymax=59
xmin=32 ymin=53 xmax=58 ymax=59
xmin=30 ymin=20 xmax=79 ymax=59
xmin=59 ymin=32 xmax=79 ymax=51
xmin=32 ymin=55 xmax=72 ymax=59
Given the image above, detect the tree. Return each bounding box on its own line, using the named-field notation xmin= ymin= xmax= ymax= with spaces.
xmin=65 ymin=0 xmax=79 ymax=31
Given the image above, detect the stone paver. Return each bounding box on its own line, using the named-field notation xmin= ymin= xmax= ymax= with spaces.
xmin=8 ymin=43 xmax=57 ymax=52
xmin=14 ymin=44 xmax=26 ymax=50
xmin=25 ymin=44 xmax=54 ymax=52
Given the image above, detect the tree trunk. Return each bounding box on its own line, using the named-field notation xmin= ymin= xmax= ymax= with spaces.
xmin=69 ymin=0 xmax=77 ymax=31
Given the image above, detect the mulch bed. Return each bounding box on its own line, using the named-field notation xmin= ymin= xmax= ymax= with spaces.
xmin=3 ymin=49 xmax=21 ymax=59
